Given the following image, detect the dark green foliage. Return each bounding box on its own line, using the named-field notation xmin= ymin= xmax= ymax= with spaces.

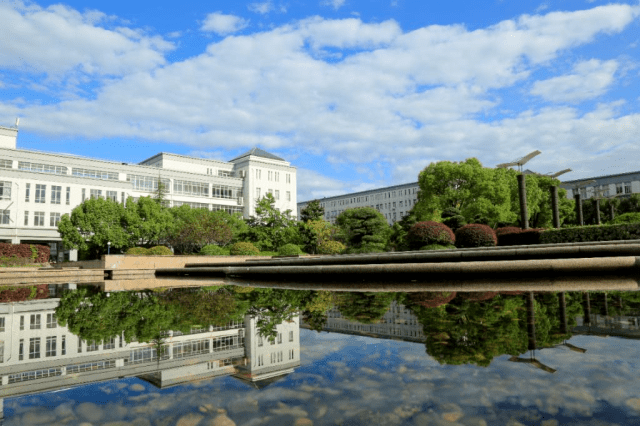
xmin=497 ymin=228 xmax=544 ymax=246
xmin=454 ymin=224 xmax=497 ymax=248
xmin=200 ymin=245 xmax=230 ymax=256
xmin=419 ymin=244 xmax=455 ymax=250
xmin=540 ymin=223 xmax=640 ymax=244
xmin=300 ymin=200 xmax=325 ymax=222
xmin=407 ymin=221 xmax=455 ymax=249
xmin=334 ymin=292 xmax=396 ymax=324
xmin=245 ymin=193 xmax=300 ymax=251
xmin=278 ymin=244 xmax=304 ymax=256
xmin=148 ymin=246 xmax=173 ymax=255
xmin=230 ymin=242 xmax=260 ymax=255
xmin=619 ymin=194 xmax=640 ymax=215
xmin=126 ymin=247 xmax=150 ymax=255
xmin=609 ymin=212 xmax=640 ymax=224
xmin=237 ymin=288 xmax=310 ymax=338
xmin=168 ymin=207 xmax=233 ymax=254
xmin=335 ymin=207 xmax=391 ymax=252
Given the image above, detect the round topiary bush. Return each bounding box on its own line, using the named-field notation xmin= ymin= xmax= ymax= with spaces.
xmin=278 ymin=244 xmax=304 ymax=256
xmin=230 ymin=242 xmax=260 ymax=256
xmin=200 ymin=245 xmax=230 ymax=256
xmin=407 ymin=221 xmax=455 ymax=249
xmin=495 ymin=227 xmax=522 ymax=236
xmin=455 ymin=224 xmax=497 ymax=248
xmin=126 ymin=247 xmax=150 ymax=255
xmin=317 ymin=240 xmax=346 ymax=255
xmin=148 ymin=246 xmax=173 ymax=255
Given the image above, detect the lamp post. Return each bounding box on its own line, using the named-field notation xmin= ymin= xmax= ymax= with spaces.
xmin=496 ymin=150 xmax=541 ymax=230
xmin=535 ymin=169 xmax=572 ymax=229
xmin=568 ymin=180 xmax=596 ymax=226
xmin=107 ymin=241 xmax=111 ymax=255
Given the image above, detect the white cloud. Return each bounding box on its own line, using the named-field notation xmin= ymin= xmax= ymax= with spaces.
xmin=0 ymin=2 xmax=173 ymax=78
xmin=201 ymin=12 xmax=249 ymax=35
xmin=296 ymin=168 xmax=353 ymax=201
xmin=321 ymin=0 xmax=347 ymax=10
xmin=248 ymin=1 xmax=273 ymax=14
xmin=531 ymin=59 xmax=619 ymax=103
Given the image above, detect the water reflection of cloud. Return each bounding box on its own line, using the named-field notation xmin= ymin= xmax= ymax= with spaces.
xmin=4 ymin=332 xmax=640 ymax=425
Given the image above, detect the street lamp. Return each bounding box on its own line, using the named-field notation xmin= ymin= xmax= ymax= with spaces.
xmin=496 ymin=150 xmax=541 ymax=229
xmin=107 ymin=241 xmax=111 ymax=255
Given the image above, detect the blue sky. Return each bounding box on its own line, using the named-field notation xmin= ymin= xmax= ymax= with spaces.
xmin=2 ymin=0 xmax=640 ymax=201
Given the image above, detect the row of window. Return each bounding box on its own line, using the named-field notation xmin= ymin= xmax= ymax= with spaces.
xmin=256 ymin=188 xmax=291 ymax=201
xmin=255 ymin=349 xmax=295 ymax=367
xmin=254 ymin=169 xmax=292 ymax=184
xmin=257 ymin=331 xmax=294 ymax=347
xmin=320 ymin=187 xmax=419 ymax=208
xmin=18 ymin=336 xmax=66 ymax=360
xmin=16 ymin=314 xmax=57 ymax=330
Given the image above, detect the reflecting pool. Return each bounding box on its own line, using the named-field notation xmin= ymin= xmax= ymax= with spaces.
xmin=1 ymin=286 xmax=639 ymax=425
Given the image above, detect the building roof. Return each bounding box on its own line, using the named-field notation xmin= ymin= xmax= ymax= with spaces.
xmin=230 ymin=147 xmax=285 ymax=162
xmin=298 ymin=181 xmax=420 ymax=206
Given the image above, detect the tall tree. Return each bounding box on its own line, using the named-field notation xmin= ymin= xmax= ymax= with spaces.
xmin=246 ymin=193 xmax=300 ymax=251
xmin=335 ymin=207 xmax=391 ymax=253
xmin=300 ymin=200 xmax=325 ymax=222
xmin=168 ymin=206 xmax=233 ymax=254
xmin=124 ymin=196 xmax=175 ymax=246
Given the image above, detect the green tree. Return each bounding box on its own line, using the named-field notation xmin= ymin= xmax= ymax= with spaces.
xmin=300 ymin=200 xmax=325 ymax=222
xmin=245 ymin=193 xmax=300 ymax=251
xmin=237 ymin=288 xmax=308 ymax=339
xmin=298 ymin=219 xmax=340 ymax=254
xmin=168 ymin=206 xmax=233 ymax=254
xmin=414 ymin=158 xmax=515 ymax=227
xmin=334 ymin=292 xmax=396 ymax=324
xmin=618 ymin=194 xmax=640 ymax=214
xmin=124 ymin=196 xmax=175 ymax=247
xmin=335 ymin=207 xmax=390 ymax=252
xmin=57 ymin=198 xmax=131 ymax=257
xmin=154 ymin=175 xmax=169 ymax=206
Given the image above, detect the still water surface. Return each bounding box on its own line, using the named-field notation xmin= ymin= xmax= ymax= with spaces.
xmin=1 ymin=287 xmax=639 ymax=425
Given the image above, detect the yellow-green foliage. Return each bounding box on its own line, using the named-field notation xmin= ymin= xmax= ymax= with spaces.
xmin=317 ymin=240 xmax=345 ymax=255
xmin=148 ymin=246 xmax=173 ymax=255
xmin=125 ymin=247 xmax=150 ymax=255
xmin=230 ymin=242 xmax=260 ymax=256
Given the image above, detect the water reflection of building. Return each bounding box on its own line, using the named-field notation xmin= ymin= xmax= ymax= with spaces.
xmin=301 ymin=301 xmax=425 ymax=343
xmin=573 ymin=315 xmax=640 ymax=339
xmin=0 ymin=298 xmax=301 ymax=407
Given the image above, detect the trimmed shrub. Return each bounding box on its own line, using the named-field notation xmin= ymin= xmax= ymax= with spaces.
xmin=496 ymin=227 xmax=545 ymax=246
xmin=126 ymin=247 xmax=150 ymax=255
xmin=456 ymin=291 xmax=498 ymax=301
xmin=419 ymin=244 xmax=455 ymax=251
xmin=540 ymin=223 xmax=640 ymax=244
xmin=610 ymin=212 xmax=640 ymax=225
xmin=0 ymin=284 xmax=48 ymax=303
xmin=455 ymin=224 xmax=497 ymax=248
xmin=407 ymin=221 xmax=455 ymax=249
xmin=148 ymin=246 xmax=173 ymax=255
xmin=230 ymin=242 xmax=260 ymax=256
xmin=200 ymin=245 xmax=230 ymax=256
xmin=278 ymin=244 xmax=304 ymax=256
xmin=0 ymin=243 xmax=50 ymax=264
xmin=317 ymin=240 xmax=346 ymax=255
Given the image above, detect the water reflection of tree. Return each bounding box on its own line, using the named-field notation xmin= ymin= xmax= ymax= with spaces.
xmin=334 ymin=292 xmax=396 ymax=324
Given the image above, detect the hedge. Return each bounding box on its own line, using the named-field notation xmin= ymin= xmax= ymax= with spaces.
xmin=540 ymin=223 xmax=640 ymax=244
xmin=278 ymin=244 xmax=304 ymax=256
xmin=200 ymin=245 xmax=230 ymax=256
xmin=0 ymin=284 xmax=49 ymax=302
xmin=126 ymin=247 xmax=150 ymax=255
xmin=498 ymin=228 xmax=545 ymax=246
xmin=230 ymin=242 xmax=260 ymax=256
xmin=0 ymin=243 xmax=50 ymax=264
xmin=455 ymin=224 xmax=497 ymax=248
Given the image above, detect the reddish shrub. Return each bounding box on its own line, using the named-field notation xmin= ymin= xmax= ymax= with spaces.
xmin=407 ymin=221 xmax=455 ymax=249
xmin=0 ymin=243 xmax=50 ymax=263
xmin=454 ymin=224 xmax=497 ymax=248
xmin=456 ymin=292 xmax=498 ymax=302
xmin=408 ymin=292 xmax=457 ymax=308
xmin=496 ymin=227 xmax=522 ymax=236
xmin=0 ymin=284 xmax=49 ymax=303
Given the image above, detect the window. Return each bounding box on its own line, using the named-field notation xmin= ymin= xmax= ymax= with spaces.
xmin=0 ymin=317 xmax=4 ymax=332
xmin=289 ymin=349 xmax=294 ymax=360
xmin=90 ymin=189 xmax=102 ymax=199
xmin=66 ymin=187 xmax=70 ymax=205
xmin=103 ymin=337 xmax=116 ymax=350
xmin=78 ymin=338 xmax=82 ymax=353
xmin=29 ymin=337 xmax=41 ymax=359
xmin=86 ymin=340 xmax=99 ymax=352
xmin=625 ymin=182 xmax=632 ymax=194
xmin=0 ymin=159 xmax=12 ymax=169
xmin=30 ymin=314 xmax=41 ymax=329
xmin=24 ymin=211 xmax=28 ymax=226
xmin=275 ymin=171 xmax=279 ymax=182
xmin=50 ymin=185 xmax=61 ymax=204
xmin=286 ymin=174 xmax=290 ymax=183
xmin=0 ymin=181 xmax=11 ymax=200
xmin=47 ymin=313 xmax=57 ymax=328
xmin=258 ymin=335 xmax=263 ymax=347
xmin=62 ymin=335 xmax=66 ymax=355
xmin=126 ymin=175 xmax=170 ymax=192
xmin=268 ymin=171 xmax=272 ymax=181
xmin=50 ymin=212 xmax=60 ymax=226
xmin=121 ymin=192 xmax=125 ymax=204
xmin=35 ymin=184 xmax=46 ymax=203
xmin=19 ymin=339 xmax=24 ymax=360
xmin=212 ymin=185 xmax=238 ymax=199
xmin=275 ymin=190 xmax=280 ymax=200
xmin=82 ymin=188 xmax=86 ymax=201
xmin=72 ymin=168 xmax=118 ymax=180
xmin=25 ymin=183 xmax=30 ymax=202
xmin=256 ymin=188 xmax=261 ymax=199
xmin=34 ymin=211 xmax=45 ymax=226
xmin=289 ymin=331 xmax=294 ymax=342
xmin=277 ymin=333 xmax=282 ymax=344
xmin=174 ymin=180 xmax=209 ymax=197
xmin=218 ymin=170 xmax=231 ymax=177
xmin=1 ymin=210 xmax=9 ymax=225
xmin=19 ymin=162 xmax=67 ymax=175
xmin=46 ymin=336 xmax=57 ymax=357
xmin=286 ymin=191 xmax=291 ymax=201
xmin=256 ymin=169 xmax=261 ymax=179
xmin=20 ymin=315 xmax=24 ymax=330
xmin=105 ymin=190 xmax=117 ymax=202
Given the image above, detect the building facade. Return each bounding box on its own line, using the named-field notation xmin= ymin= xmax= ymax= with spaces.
xmin=0 ymin=125 xmax=296 ymax=260
xmin=298 ymin=182 xmax=420 ymax=225
xmin=560 ymin=171 xmax=640 ymax=200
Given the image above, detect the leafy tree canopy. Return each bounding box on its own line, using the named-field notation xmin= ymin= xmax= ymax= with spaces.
xmin=335 ymin=207 xmax=391 ymax=252
xmin=300 ymin=200 xmax=325 ymax=222
xmin=245 ymin=193 xmax=300 ymax=251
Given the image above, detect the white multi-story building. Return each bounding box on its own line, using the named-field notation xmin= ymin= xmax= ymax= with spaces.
xmin=560 ymin=171 xmax=640 ymax=200
xmin=0 ymin=124 xmax=297 ymax=260
xmin=298 ymin=182 xmax=420 ymax=225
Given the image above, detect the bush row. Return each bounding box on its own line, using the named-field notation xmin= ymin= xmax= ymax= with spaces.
xmin=0 ymin=243 xmax=50 ymax=264
xmin=539 ymin=223 xmax=640 ymax=244
xmin=125 ymin=246 xmax=173 ymax=255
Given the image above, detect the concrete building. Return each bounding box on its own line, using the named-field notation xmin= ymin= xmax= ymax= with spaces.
xmin=0 ymin=124 xmax=297 ymax=260
xmin=560 ymin=171 xmax=640 ymax=200
xmin=0 ymin=294 xmax=301 ymax=404
xmin=298 ymin=182 xmax=420 ymax=225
